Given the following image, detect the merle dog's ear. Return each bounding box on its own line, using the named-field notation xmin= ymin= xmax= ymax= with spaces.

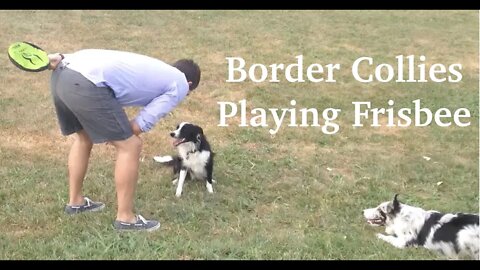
xmin=393 ymin=193 xmax=399 ymax=203
xmin=384 ymin=194 xmax=401 ymax=214
xmin=392 ymin=194 xmax=400 ymax=213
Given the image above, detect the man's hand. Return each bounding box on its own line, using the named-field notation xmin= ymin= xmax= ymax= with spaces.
xmin=130 ymin=120 xmax=142 ymax=136
xmin=48 ymin=53 xmax=63 ymax=70
xmin=104 ymin=121 xmax=142 ymax=146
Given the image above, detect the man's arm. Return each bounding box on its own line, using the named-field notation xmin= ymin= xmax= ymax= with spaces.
xmin=134 ymin=86 xmax=183 ymax=133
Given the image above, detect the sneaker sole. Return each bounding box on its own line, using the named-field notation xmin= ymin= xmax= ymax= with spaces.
xmin=89 ymin=204 xmax=106 ymax=212
xmin=65 ymin=203 xmax=106 ymax=215
xmin=115 ymin=222 xmax=161 ymax=232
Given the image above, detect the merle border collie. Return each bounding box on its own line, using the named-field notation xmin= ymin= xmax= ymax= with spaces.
xmin=153 ymin=122 xmax=214 ymax=197
xmin=363 ymin=194 xmax=479 ymax=260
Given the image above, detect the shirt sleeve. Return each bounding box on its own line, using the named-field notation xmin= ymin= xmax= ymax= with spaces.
xmin=134 ymin=83 xmax=182 ymax=132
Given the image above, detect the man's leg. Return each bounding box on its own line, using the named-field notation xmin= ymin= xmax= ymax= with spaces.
xmin=53 ymin=67 xmax=158 ymax=230
xmin=51 ymin=67 xmax=100 ymax=209
xmin=110 ymin=135 xmax=142 ymax=223
xmin=68 ymin=130 xmax=93 ymax=205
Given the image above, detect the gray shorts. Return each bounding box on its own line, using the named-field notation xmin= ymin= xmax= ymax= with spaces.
xmin=50 ymin=63 xmax=133 ymax=144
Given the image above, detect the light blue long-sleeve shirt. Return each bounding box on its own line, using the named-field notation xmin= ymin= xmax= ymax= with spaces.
xmin=62 ymin=49 xmax=189 ymax=132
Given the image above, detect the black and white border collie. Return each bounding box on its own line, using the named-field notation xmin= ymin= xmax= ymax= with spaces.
xmin=363 ymin=194 xmax=479 ymax=260
xmin=153 ymin=122 xmax=214 ymax=197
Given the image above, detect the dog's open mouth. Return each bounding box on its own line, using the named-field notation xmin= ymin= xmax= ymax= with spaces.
xmin=366 ymin=218 xmax=385 ymax=226
xmin=173 ymin=138 xmax=185 ymax=147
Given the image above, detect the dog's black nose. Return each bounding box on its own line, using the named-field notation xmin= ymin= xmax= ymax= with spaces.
xmin=170 ymin=132 xmax=175 ymax=137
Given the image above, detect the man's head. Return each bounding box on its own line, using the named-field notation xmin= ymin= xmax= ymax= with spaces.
xmin=172 ymin=59 xmax=201 ymax=91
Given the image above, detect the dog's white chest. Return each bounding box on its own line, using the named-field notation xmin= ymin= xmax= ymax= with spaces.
xmin=188 ymin=151 xmax=210 ymax=176
xmin=178 ymin=143 xmax=210 ymax=179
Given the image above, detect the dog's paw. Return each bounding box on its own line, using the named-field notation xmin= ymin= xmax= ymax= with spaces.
xmin=376 ymin=233 xmax=387 ymax=240
xmin=175 ymin=191 xmax=182 ymax=197
xmin=153 ymin=155 xmax=173 ymax=163
xmin=385 ymin=226 xmax=395 ymax=235
xmin=206 ymin=182 xmax=214 ymax=193
xmin=172 ymin=178 xmax=178 ymax=185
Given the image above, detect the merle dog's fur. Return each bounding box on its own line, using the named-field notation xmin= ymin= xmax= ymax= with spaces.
xmin=363 ymin=194 xmax=479 ymax=260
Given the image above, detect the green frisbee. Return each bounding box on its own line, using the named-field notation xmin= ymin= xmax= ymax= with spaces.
xmin=8 ymin=41 xmax=50 ymax=72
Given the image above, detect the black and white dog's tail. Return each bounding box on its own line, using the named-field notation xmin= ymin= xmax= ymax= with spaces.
xmin=153 ymin=155 xmax=175 ymax=164
xmin=153 ymin=154 xmax=217 ymax=184
xmin=153 ymin=155 xmax=182 ymax=177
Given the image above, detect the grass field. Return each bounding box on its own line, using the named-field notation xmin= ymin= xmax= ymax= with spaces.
xmin=0 ymin=10 xmax=478 ymax=260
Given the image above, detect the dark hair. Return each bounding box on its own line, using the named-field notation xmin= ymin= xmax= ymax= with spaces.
xmin=172 ymin=59 xmax=201 ymax=91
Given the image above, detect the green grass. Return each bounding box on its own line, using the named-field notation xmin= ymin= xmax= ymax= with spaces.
xmin=0 ymin=10 xmax=478 ymax=260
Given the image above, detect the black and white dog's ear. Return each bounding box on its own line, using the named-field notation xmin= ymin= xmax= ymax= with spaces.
xmin=196 ymin=126 xmax=204 ymax=142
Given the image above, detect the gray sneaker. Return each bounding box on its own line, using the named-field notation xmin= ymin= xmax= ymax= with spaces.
xmin=64 ymin=196 xmax=105 ymax=215
xmin=113 ymin=214 xmax=160 ymax=232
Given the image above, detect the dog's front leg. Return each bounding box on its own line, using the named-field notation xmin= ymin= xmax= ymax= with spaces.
xmin=376 ymin=233 xmax=407 ymax=249
xmin=175 ymin=169 xmax=188 ymax=197
xmin=206 ymin=179 xmax=213 ymax=193
xmin=206 ymin=169 xmax=214 ymax=194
